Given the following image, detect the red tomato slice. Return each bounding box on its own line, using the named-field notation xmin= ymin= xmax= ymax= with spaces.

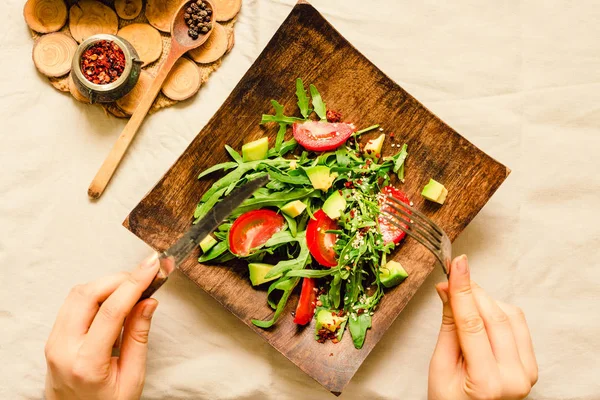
xmin=229 ymin=209 xmax=285 ymax=256
xmin=378 ymin=186 xmax=411 ymax=245
xmin=292 ymin=120 xmax=355 ymax=151
xmin=306 ymin=209 xmax=339 ymax=267
xmin=293 ymin=277 xmax=317 ymax=325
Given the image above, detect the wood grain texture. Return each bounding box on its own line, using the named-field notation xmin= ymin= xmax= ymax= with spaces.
xmin=124 ymin=2 xmax=509 ymax=395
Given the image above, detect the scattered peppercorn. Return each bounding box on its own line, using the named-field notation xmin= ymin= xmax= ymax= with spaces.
xmin=80 ymin=40 xmax=125 ymax=85
xmin=326 ymin=109 xmax=342 ymax=122
xmin=183 ymin=0 xmax=212 ymax=40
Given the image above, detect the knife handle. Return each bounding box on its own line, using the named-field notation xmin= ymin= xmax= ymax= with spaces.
xmin=140 ymin=255 xmax=176 ymax=300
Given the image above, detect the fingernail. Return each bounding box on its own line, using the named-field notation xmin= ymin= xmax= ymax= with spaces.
xmin=455 ymin=254 xmax=469 ymax=274
xmin=435 ymin=285 xmax=449 ymax=303
xmin=142 ymin=300 xmax=158 ymax=318
xmin=142 ymin=253 xmax=160 ymax=269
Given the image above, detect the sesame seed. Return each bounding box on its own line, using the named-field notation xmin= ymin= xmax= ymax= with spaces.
xmin=378 ymin=127 xmax=384 ymax=131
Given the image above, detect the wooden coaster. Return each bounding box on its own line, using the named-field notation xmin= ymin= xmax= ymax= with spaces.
xmin=161 ymin=57 xmax=201 ymax=101
xmin=33 ymin=32 xmax=77 ymax=77
xmin=117 ymin=23 xmax=163 ymax=67
xmin=24 ymin=0 xmax=68 ymax=33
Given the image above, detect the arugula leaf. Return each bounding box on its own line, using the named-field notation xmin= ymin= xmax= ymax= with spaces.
xmin=263 ymin=231 xmax=311 ymax=278
xmin=198 ymin=161 xmax=238 ymax=179
xmin=282 ymin=213 xmax=297 ymax=237
xmin=253 ymin=277 xmax=300 ymax=328
xmin=225 ymin=145 xmax=243 ymax=163
xmin=275 ymin=123 xmax=286 ymax=152
xmin=261 ymin=100 xmax=303 ymax=125
xmin=295 ymin=78 xmax=310 ymax=118
xmin=285 ymin=269 xmax=334 ymax=278
xmin=392 ymin=144 xmax=408 ymax=179
xmin=262 ymin=164 xmax=311 ymax=186
xmin=335 ymin=147 xmax=351 ymax=167
xmin=353 ymin=124 xmax=380 ymax=137
xmin=198 ymin=241 xmax=228 ymax=262
xmin=232 ymin=188 xmax=316 ymax=216
xmin=329 ymin=273 xmax=342 ymax=309
xmin=309 ymin=84 xmax=327 ymax=120
xmin=194 ymin=187 xmax=227 ymax=220
xmin=348 ymin=313 xmax=372 ymax=349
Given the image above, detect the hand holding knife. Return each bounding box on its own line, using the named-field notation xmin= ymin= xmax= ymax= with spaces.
xmin=140 ymin=175 xmax=270 ymax=299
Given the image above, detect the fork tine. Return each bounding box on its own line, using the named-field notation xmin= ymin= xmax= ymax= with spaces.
xmin=381 ymin=212 xmax=446 ymax=267
xmin=386 ymin=196 xmax=445 ymax=236
xmin=384 ymin=202 xmax=442 ymax=244
xmin=383 ymin=206 xmax=442 ymax=248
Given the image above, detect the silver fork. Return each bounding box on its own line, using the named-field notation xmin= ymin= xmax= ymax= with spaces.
xmin=381 ymin=196 xmax=451 ymax=277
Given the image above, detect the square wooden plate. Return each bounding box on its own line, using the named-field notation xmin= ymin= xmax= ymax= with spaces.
xmin=124 ymin=1 xmax=509 ymax=395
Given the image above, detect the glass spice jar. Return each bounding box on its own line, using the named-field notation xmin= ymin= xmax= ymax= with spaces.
xmin=71 ymin=34 xmax=143 ymax=104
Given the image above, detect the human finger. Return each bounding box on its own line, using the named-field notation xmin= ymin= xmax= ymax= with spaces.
xmin=118 ymin=298 xmax=158 ymax=398
xmin=471 ymin=283 xmax=522 ymax=369
xmin=430 ymin=282 xmax=461 ymax=372
xmin=81 ymin=254 xmax=160 ymax=361
xmin=497 ymin=301 xmax=538 ymax=385
xmin=448 ymin=255 xmax=496 ymax=373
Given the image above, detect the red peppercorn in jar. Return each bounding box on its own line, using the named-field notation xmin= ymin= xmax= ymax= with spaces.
xmin=81 ymin=40 xmax=126 ymax=85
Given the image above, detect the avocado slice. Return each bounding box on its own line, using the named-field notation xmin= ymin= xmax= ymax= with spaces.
xmin=242 ymin=137 xmax=269 ymax=162
xmin=248 ymin=263 xmax=281 ymax=286
xmin=379 ymin=260 xmax=408 ymax=288
xmin=199 ymin=235 xmax=218 ymax=253
xmin=316 ymin=309 xmax=346 ymax=333
xmin=421 ymin=178 xmax=448 ymax=205
xmin=304 ymin=166 xmax=338 ymax=191
xmin=363 ymin=134 xmax=385 ymax=158
xmin=280 ymin=200 xmax=306 ymax=218
xmin=322 ymin=191 xmax=346 ymax=219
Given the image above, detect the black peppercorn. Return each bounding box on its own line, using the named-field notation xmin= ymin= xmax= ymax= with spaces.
xmin=186 ymin=6 xmax=192 ymax=13
xmin=201 ymin=26 xmax=208 ymax=33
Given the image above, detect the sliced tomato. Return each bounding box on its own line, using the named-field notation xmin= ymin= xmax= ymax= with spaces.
xmin=229 ymin=209 xmax=285 ymax=256
xmin=293 ymin=278 xmax=317 ymax=325
xmin=292 ymin=120 xmax=355 ymax=151
xmin=378 ymin=186 xmax=411 ymax=245
xmin=306 ymin=209 xmax=339 ymax=267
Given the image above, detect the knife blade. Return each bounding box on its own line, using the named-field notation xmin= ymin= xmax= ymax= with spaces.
xmin=140 ymin=175 xmax=270 ymax=299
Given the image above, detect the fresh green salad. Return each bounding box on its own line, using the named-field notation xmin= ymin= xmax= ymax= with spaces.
xmin=194 ymin=79 xmax=415 ymax=349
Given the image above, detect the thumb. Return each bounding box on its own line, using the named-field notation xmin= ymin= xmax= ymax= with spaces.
xmin=118 ymin=298 xmax=158 ymax=394
xmin=430 ymin=282 xmax=460 ymax=373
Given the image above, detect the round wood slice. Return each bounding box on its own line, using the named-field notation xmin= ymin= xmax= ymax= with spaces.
xmin=188 ymin=22 xmax=228 ymax=64
xmin=23 ymin=0 xmax=68 ymax=33
xmin=32 ymin=32 xmax=77 ymax=77
xmin=69 ymin=0 xmax=119 ymax=43
xmin=145 ymin=0 xmax=184 ymax=33
xmin=117 ymin=23 xmax=163 ymax=67
xmin=114 ymin=0 xmax=142 ymax=20
xmin=213 ymin=0 xmax=241 ymax=22
xmin=161 ymin=57 xmax=201 ymax=101
xmin=68 ymin=73 xmax=90 ymax=103
xmin=116 ymin=70 xmax=154 ymax=115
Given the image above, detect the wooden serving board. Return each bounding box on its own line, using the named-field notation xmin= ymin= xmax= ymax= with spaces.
xmin=124 ymin=1 xmax=510 ymax=395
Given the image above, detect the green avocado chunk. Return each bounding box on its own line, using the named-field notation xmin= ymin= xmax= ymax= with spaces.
xmin=199 ymin=235 xmax=218 ymax=253
xmin=280 ymin=200 xmax=306 ymax=218
xmin=242 ymin=137 xmax=269 ymax=162
xmin=304 ymin=166 xmax=337 ymax=191
xmin=421 ymin=178 xmax=448 ymax=204
xmin=322 ymin=191 xmax=347 ymax=219
xmin=363 ymin=134 xmax=385 ymax=158
xmin=315 ymin=309 xmax=346 ymax=334
xmin=248 ymin=263 xmax=282 ymax=286
xmin=379 ymin=260 xmax=408 ymax=288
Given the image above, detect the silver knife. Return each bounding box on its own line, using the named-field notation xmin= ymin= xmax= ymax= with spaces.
xmin=140 ymin=175 xmax=270 ymax=299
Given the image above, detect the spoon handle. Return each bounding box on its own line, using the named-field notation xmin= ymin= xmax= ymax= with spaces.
xmin=88 ymin=47 xmax=184 ymax=199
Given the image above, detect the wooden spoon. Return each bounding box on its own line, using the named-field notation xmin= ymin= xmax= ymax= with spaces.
xmin=88 ymin=0 xmax=215 ymax=199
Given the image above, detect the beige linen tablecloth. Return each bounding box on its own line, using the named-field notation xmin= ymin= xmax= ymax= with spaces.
xmin=1 ymin=1 xmax=599 ymax=399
